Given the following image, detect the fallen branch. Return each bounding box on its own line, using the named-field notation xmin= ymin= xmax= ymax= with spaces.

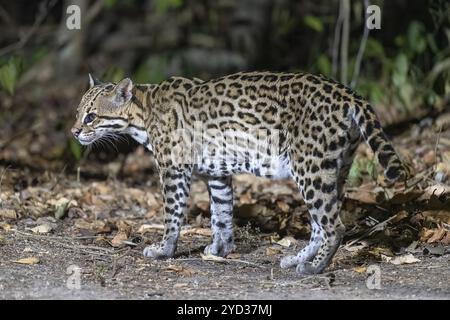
xmin=0 ymin=0 xmax=57 ymax=57
xmin=344 ymin=214 xmax=400 ymax=248
xmin=176 ymin=254 xmax=265 ymax=269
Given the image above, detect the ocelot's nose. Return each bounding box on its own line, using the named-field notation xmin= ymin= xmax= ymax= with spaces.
xmin=71 ymin=127 xmax=81 ymax=138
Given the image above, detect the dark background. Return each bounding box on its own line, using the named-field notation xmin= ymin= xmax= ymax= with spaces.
xmin=0 ymin=0 xmax=448 ymax=171
xmin=0 ymin=1 xmax=449 ymax=300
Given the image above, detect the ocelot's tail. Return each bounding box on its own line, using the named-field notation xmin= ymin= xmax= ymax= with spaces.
xmin=351 ymin=101 xmax=407 ymax=183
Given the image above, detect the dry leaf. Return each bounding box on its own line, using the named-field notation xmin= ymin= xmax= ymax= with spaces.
xmin=200 ymin=253 xmax=227 ymax=263
xmin=74 ymin=219 xmax=92 ymax=230
xmin=423 ymin=150 xmax=436 ymax=166
xmin=74 ymin=219 xmax=111 ymax=234
xmin=346 ymin=189 xmax=378 ymax=204
xmin=427 ymin=228 xmax=447 ymax=243
xmin=30 ymin=223 xmax=53 ymax=234
xmin=173 ymin=283 xmax=189 ymax=289
xmin=369 ymin=247 xmax=394 ymax=258
xmin=14 ymin=257 xmax=40 ymax=265
xmin=239 ymin=192 xmax=254 ymax=204
xmin=265 ymin=246 xmax=283 ymax=256
xmin=419 ymin=185 xmax=450 ymax=201
xmin=354 ymin=266 xmax=367 ymax=273
xmin=276 ymin=236 xmax=297 ymax=248
xmin=422 ymin=210 xmax=450 ymax=225
xmin=144 ymin=209 xmax=158 ymax=219
xmin=111 ymin=231 xmax=128 ymax=247
xmin=195 ymin=201 xmax=210 ymax=212
xmin=387 ymin=190 xmax=423 ymax=205
xmin=0 ymin=222 xmax=12 ymax=231
xmin=382 ymin=254 xmax=420 ymax=265
xmin=163 ymin=265 xmax=195 ymax=277
xmin=276 ymin=201 xmax=290 ymax=213
xmin=137 ymin=224 xmax=164 ymax=234
xmin=0 ymin=208 xmax=17 ymax=219
xmin=421 ymin=226 xmax=450 ymax=244
xmin=116 ymin=220 xmax=132 ymax=237
xmin=180 ymin=228 xmax=212 ymax=237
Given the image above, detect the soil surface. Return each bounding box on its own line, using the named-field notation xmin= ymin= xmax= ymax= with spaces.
xmin=1 ymin=228 xmax=449 ymax=300
xmin=1 ymin=114 xmax=450 ymax=300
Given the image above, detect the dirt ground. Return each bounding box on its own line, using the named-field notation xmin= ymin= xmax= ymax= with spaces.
xmin=1 ymin=228 xmax=449 ymax=300
xmin=1 ymin=114 xmax=450 ymax=300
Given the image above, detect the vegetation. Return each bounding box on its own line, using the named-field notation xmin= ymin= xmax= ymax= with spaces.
xmin=0 ymin=0 xmax=449 ymax=299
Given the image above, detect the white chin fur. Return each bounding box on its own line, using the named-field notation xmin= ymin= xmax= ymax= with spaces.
xmin=78 ymin=137 xmax=95 ymax=145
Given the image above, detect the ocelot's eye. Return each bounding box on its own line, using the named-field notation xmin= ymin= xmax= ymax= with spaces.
xmin=84 ymin=113 xmax=97 ymax=124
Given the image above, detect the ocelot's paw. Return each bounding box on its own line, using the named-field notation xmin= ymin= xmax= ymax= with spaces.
xmin=295 ymin=261 xmax=325 ymax=275
xmin=203 ymin=241 xmax=234 ymax=258
xmin=143 ymin=244 xmax=174 ymax=259
xmin=280 ymin=250 xmax=313 ymax=269
xmin=280 ymin=255 xmax=300 ymax=269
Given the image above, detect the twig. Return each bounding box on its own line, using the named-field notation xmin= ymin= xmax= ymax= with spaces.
xmin=262 ymin=273 xmax=335 ymax=288
xmin=0 ymin=165 xmax=11 ymax=192
xmin=340 ymin=0 xmax=350 ymax=84
xmin=50 ymin=164 xmax=67 ymax=191
xmin=350 ymin=0 xmax=370 ymax=88
xmin=0 ymin=0 xmax=57 ymax=57
xmin=332 ymin=2 xmax=344 ymax=78
xmin=0 ymin=4 xmax=14 ymax=27
xmin=345 ymin=214 xmax=399 ymax=248
xmin=177 ymin=256 xmax=265 ymax=269
xmin=85 ymin=0 xmax=105 ymax=24
xmin=111 ymin=247 xmax=131 ymax=278
xmin=14 ymin=230 xmax=115 ymax=253
xmin=404 ymin=167 xmax=434 ymax=191
xmin=434 ymin=125 xmax=442 ymax=171
xmin=0 ymin=122 xmax=44 ymax=151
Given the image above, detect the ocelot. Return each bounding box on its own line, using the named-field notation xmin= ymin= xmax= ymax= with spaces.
xmin=71 ymin=71 xmax=407 ymax=274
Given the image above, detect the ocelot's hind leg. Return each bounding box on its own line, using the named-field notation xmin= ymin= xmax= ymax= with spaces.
xmin=296 ymin=171 xmax=346 ymax=275
xmin=281 ymin=152 xmax=348 ymax=274
xmin=280 ymin=220 xmax=322 ymax=268
xmin=203 ymin=176 xmax=235 ymax=257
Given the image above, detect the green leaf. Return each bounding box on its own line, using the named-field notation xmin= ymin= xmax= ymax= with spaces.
xmin=392 ymin=54 xmax=408 ymax=87
xmin=104 ymin=0 xmax=116 ymax=8
xmin=399 ymin=83 xmax=413 ymax=110
xmin=395 ymin=54 xmax=409 ymax=74
xmin=368 ymin=83 xmax=384 ymax=105
xmin=365 ymin=38 xmax=384 ymax=58
xmin=366 ymin=159 xmax=377 ymax=179
xmin=154 ymin=0 xmax=183 ymax=14
xmin=134 ymin=56 xmax=168 ymax=84
xmin=348 ymin=160 xmax=362 ymax=187
xmin=104 ymin=66 xmax=125 ymax=83
xmin=55 ymin=201 xmax=69 ymax=219
xmin=69 ymin=139 xmax=83 ymax=161
xmin=0 ymin=57 xmax=22 ymax=95
xmin=407 ymin=21 xmax=426 ymax=54
xmin=303 ymin=15 xmax=323 ymax=33
xmin=316 ymin=54 xmax=331 ymax=76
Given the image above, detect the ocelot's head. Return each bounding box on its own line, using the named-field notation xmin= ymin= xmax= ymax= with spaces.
xmin=71 ymin=74 xmax=134 ymax=145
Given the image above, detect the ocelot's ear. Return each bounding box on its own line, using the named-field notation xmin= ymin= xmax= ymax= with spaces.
xmin=88 ymin=73 xmax=102 ymax=88
xmin=113 ymin=78 xmax=133 ymax=105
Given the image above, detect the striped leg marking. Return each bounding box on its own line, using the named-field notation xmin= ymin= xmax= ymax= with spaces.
xmin=204 ymin=176 xmax=235 ymax=257
xmin=143 ymin=167 xmax=192 ymax=259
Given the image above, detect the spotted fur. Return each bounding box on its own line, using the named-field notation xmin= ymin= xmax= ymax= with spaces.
xmin=72 ymin=71 xmax=407 ymax=274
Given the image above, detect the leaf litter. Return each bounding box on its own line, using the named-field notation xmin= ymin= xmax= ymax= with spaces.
xmin=0 ymin=116 xmax=449 ymax=291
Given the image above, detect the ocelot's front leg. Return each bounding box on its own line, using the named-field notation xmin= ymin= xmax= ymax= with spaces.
xmin=204 ymin=176 xmax=234 ymax=257
xmin=143 ymin=166 xmax=192 ymax=259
